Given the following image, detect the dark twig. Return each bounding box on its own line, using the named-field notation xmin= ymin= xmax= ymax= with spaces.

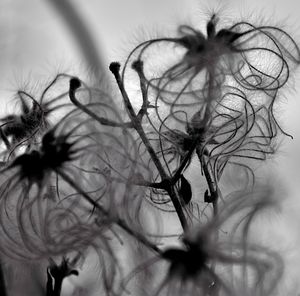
xmin=0 ymin=262 xmax=7 ymax=296
xmin=109 ymin=62 xmax=188 ymax=230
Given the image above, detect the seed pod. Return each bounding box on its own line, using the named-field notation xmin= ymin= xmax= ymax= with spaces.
xmin=204 ymin=189 xmax=216 ymax=203
xmin=206 ymin=14 xmax=217 ymax=38
xmin=179 ymin=175 xmax=192 ymax=205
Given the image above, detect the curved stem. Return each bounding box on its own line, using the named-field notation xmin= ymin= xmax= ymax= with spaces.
xmin=69 ymin=83 xmax=133 ymax=128
xmin=46 ymin=0 xmax=107 ymax=82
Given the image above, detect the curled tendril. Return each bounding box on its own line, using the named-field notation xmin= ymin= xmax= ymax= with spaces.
xmin=147 ymin=85 xmax=282 ymax=199
xmin=0 ymin=106 xmax=102 ymax=259
xmin=120 ymin=15 xmax=299 ymax=136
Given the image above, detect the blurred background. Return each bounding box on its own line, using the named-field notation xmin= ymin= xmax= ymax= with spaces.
xmin=1 ymin=0 xmax=300 ymax=295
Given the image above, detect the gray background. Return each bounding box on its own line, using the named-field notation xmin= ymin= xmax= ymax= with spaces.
xmin=1 ymin=0 xmax=300 ymax=295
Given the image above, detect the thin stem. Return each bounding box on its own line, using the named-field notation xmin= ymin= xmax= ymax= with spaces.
xmin=57 ymin=169 xmax=162 ymax=255
xmin=0 ymin=262 xmax=7 ymax=296
xmin=197 ymin=148 xmax=218 ymax=216
xmin=198 ymin=70 xmax=219 ymax=216
xmin=69 ymin=83 xmax=134 ymax=128
xmin=171 ymin=139 xmax=198 ymax=184
xmin=132 ymin=60 xmax=154 ymax=121
xmin=109 ymin=62 xmax=188 ymax=230
xmin=69 ymin=76 xmax=187 ymax=229
xmin=46 ymin=272 xmax=63 ymax=296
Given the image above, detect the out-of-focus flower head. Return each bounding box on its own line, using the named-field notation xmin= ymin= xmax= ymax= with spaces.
xmin=0 ymin=107 xmax=99 ymax=260
xmin=122 ymin=186 xmax=283 ymax=296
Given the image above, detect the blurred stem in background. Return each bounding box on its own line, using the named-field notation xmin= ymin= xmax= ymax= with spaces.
xmin=46 ymin=0 xmax=107 ymax=84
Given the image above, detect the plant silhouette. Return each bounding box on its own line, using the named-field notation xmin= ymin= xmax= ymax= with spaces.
xmin=0 ymin=6 xmax=299 ymax=296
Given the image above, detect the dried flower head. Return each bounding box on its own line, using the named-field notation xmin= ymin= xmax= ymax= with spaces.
xmin=0 ymin=74 xmax=74 ymax=156
xmin=6 ymin=128 xmax=78 ymax=187
xmin=124 ymin=17 xmax=295 ymax=95
xmin=0 ymin=107 xmax=100 ymax=260
xmin=121 ymin=14 xmax=300 ymax=137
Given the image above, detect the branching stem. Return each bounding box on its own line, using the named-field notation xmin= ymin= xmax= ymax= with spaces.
xmin=109 ymin=62 xmax=188 ymax=230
